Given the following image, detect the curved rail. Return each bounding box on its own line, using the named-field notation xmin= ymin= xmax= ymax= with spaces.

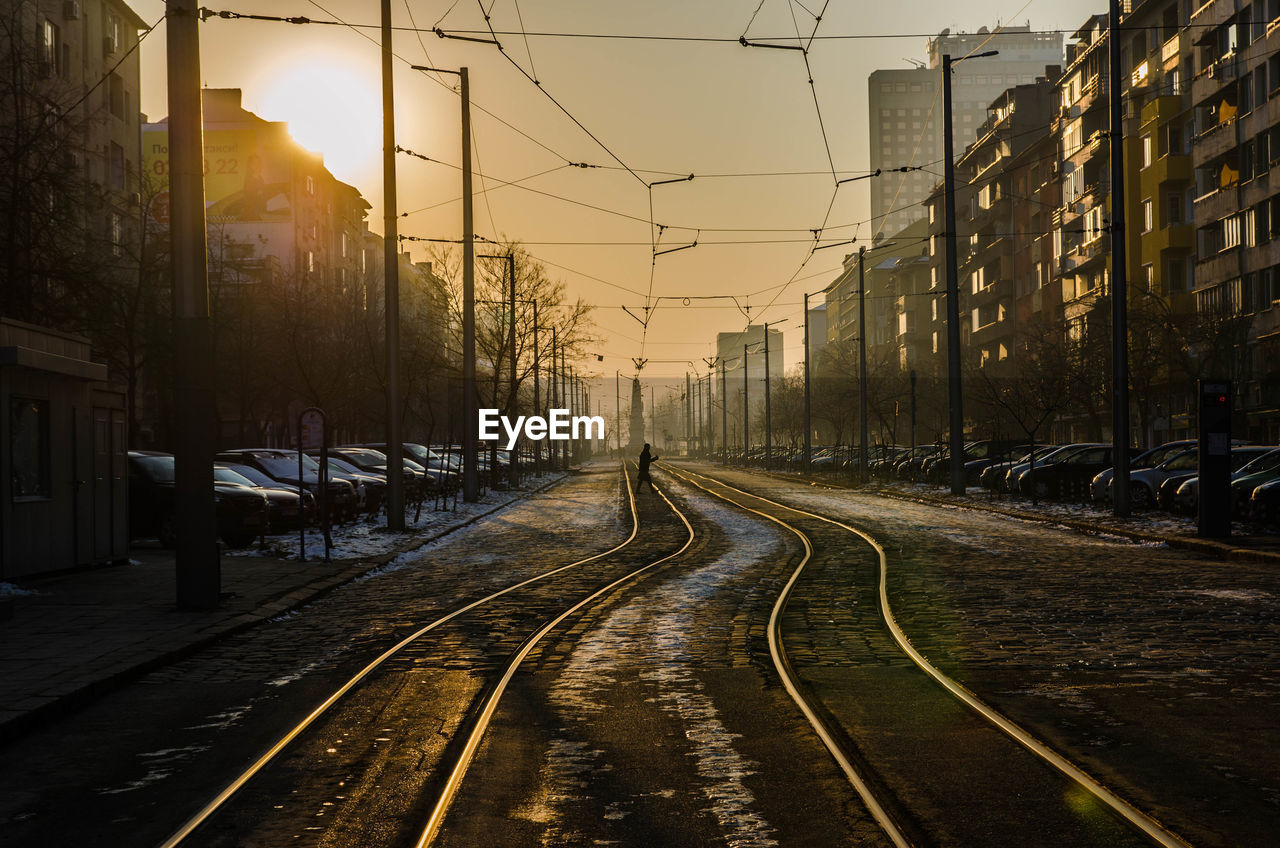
xmin=159 ymin=464 xmax=642 ymax=848
xmin=414 ymin=472 xmax=695 ymax=847
xmin=662 ymin=464 xmax=912 ymax=848
xmin=668 ymin=463 xmax=1193 ymax=848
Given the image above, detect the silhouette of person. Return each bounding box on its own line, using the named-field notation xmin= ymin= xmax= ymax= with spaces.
xmin=636 ymin=443 xmax=659 ymax=492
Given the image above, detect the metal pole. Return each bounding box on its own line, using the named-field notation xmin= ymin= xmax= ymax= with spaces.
xmin=910 ymin=369 xmax=918 ymax=450
xmin=169 ymin=0 xmax=219 ymax=609
xmin=650 ymin=385 xmax=655 ymax=446
xmin=720 ymin=358 xmax=728 ymax=465
xmin=532 ymin=302 xmax=540 ymax=476
xmin=859 ymin=246 xmax=869 ymax=485
xmin=461 ymin=67 xmax=479 ymax=501
xmin=685 ymin=372 xmax=692 ymax=454
xmin=764 ymin=328 xmax=772 ymax=468
xmin=804 ymin=292 xmax=812 ymax=475
xmin=743 ymin=344 xmax=750 ymax=464
xmin=1110 ymin=0 xmax=1131 ymax=517
xmin=943 ymin=54 xmax=965 ymax=495
xmin=550 ymin=327 xmax=558 ymax=470
xmin=380 ymin=0 xmax=405 ymax=528
xmin=508 ymin=254 xmax=518 ymax=489
xmin=615 ymin=370 xmax=621 ymax=458
xmin=706 ymin=374 xmax=713 ymax=461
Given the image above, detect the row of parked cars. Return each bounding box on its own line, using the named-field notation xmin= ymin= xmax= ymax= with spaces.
xmin=128 ymin=443 xmax=468 ymax=549
xmin=863 ymin=438 xmax=1280 ymax=527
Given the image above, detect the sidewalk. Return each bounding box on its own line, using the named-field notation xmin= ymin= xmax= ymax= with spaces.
xmin=0 ymin=474 xmax=567 ymax=744
xmin=739 ymin=464 xmax=1280 ymax=564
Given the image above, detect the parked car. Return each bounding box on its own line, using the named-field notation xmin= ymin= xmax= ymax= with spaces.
xmin=214 ymin=448 xmax=357 ymax=523
xmin=1169 ymin=447 xmax=1280 ymax=515
xmin=1003 ymin=444 xmax=1087 ymax=493
xmin=216 ymin=462 xmax=313 ymax=530
xmin=129 ymin=451 xmax=267 ymax=548
xmin=1107 ymin=447 xmax=1198 ymax=509
xmin=1090 ymin=440 xmax=1197 ymax=504
xmin=1017 ymin=444 xmax=1115 ymax=501
xmin=308 ymin=453 xmax=388 ymax=516
xmin=1229 ymin=448 xmax=1280 ymax=516
xmin=982 ymin=445 xmax=1058 ymax=492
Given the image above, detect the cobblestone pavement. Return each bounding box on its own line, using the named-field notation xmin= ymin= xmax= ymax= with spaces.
xmin=0 ymin=466 xmax=635 ymax=847
xmin=675 ymin=462 xmax=1280 ymax=848
xmin=436 ymin=474 xmax=881 ymax=848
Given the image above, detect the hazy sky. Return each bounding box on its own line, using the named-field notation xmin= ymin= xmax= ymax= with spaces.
xmin=132 ymin=0 xmax=1104 ymax=379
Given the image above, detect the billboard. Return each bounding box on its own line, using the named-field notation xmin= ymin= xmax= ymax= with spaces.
xmin=143 ymin=127 xmax=293 ymax=224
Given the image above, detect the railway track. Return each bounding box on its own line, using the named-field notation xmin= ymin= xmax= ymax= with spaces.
xmin=663 ymin=462 xmax=1193 ymax=848
xmin=159 ymin=462 xmax=695 ymax=848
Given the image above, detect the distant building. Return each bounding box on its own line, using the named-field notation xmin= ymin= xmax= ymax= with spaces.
xmin=868 ymin=25 xmax=1063 ymax=238
xmin=143 ymin=89 xmax=371 ymax=295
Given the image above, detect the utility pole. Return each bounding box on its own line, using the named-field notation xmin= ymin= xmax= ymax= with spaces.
xmin=615 ymin=370 xmax=621 ymax=458
xmin=532 ymin=302 xmax=540 ymax=476
xmin=685 ymin=372 xmax=692 ymax=454
xmin=169 ymin=0 xmax=218 ymax=609
xmin=549 ymin=327 xmax=558 ymax=470
xmin=721 ymin=358 xmax=728 ymax=464
xmin=507 ymin=254 xmax=518 ymax=488
xmin=763 ymin=319 xmax=787 ymax=469
xmin=803 ymin=291 xmax=812 ymax=475
xmin=942 ymin=50 xmax=997 ymax=495
xmin=743 ymin=343 xmax=750 ymax=464
xmin=1110 ymin=0 xmax=1131 ymax=517
xmin=859 ymin=246 xmax=870 ymax=485
xmin=460 ymin=67 xmax=477 ymax=501
xmin=381 ymin=1 xmax=405 ymax=527
xmin=910 ymin=369 xmax=918 ymax=450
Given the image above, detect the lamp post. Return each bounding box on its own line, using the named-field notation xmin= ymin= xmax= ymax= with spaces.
xmin=762 ymin=318 xmax=787 ymax=469
xmin=942 ymin=49 xmax=998 ymax=495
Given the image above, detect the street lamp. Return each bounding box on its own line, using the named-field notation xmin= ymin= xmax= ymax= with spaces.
xmin=942 ymin=49 xmax=998 ymax=495
xmin=762 ymin=318 xmax=787 ymax=468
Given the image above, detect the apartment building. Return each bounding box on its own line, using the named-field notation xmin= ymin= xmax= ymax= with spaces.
xmin=1189 ymin=0 xmax=1280 ymax=441
xmin=143 ymin=89 xmax=371 ymax=296
xmin=869 ymin=26 xmax=1063 ymax=238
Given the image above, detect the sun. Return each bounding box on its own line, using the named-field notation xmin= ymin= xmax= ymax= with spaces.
xmin=252 ymin=60 xmax=383 ymax=183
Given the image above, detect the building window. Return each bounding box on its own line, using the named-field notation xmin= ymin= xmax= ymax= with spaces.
xmin=1224 ymin=214 xmax=1242 ymax=249
xmin=11 ymin=398 xmax=50 ymax=499
xmin=109 ymin=142 xmax=125 ymax=190
xmin=1141 ymin=135 xmax=1152 ymax=167
xmin=305 ymin=175 xmax=315 ymax=195
xmin=1142 ymin=263 xmax=1154 ymax=292
xmin=109 ymin=74 xmax=124 ymax=119
xmin=40 ymin=19 xmax=60 ymax=77
xmin=110 ymin=212 xmax=122 ymax=256
xmin=1142 ymin=198 xmax=1153 ymax=232
xmin=105 ymin=14 xmax=122 ymax=55
xmin=1166 ymin=192 xmax=1182 ymax=225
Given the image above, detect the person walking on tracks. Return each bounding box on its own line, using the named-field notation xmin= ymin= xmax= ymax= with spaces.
xmin=636 ymin=443 xmax=659 ymax=492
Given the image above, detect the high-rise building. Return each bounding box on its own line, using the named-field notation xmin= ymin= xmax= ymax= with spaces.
xmin=869 ymin=25 xmax=1063 ymax=238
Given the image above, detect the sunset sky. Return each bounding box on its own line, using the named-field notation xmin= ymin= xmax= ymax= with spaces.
xmin=132 ymin=0 xmax=1104 ymax=379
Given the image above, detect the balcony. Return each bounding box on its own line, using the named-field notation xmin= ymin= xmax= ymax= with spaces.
xmin=1143 ymin=222 xmax=1194 ymax=256
xmin=1192 ymin=187 xmax=1236 ymax=223
xmin=1190 ymin=0 xmax=1234 ymax=31
xmin=1192 ymin=58 xmax=1239 ymax=103
xmin=1161 ymin=32 xmax=1184 ymax=65
xmin=1141 ymin=153 xmax=1192 ymax=191
xmin=1193 ymin=118 xmax=1237 ymax=163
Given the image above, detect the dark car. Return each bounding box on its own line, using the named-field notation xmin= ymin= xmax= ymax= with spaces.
xmin=214 ymin=448 xmax=357 ymax=524
xmin=129 ymin=451 xmax=267 ymax=548
xmin=1090 ymin=439 xmax=1198 ymax=505
xmin=1229 ymin=447 xmax=1280 ymax=517
xmin=310 ymin=453 xmax=388 ymax=516
xmin=216 ymin=463 xmax=313 ymax=530
xmin=1166 ymin=446 xmax=1278 ymax=514
xmin=1017 ymin=444 xmax=1117 ymax=501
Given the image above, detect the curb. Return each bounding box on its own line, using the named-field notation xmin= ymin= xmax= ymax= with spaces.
xmin=685 ymin=463 xmax=1280 ymax=566
xmin=0 ymin=473 xmax=568 ymax=746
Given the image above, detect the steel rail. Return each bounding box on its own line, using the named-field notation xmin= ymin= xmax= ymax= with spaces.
xmin=662 ymin=464 xmax=912 ymax=848
xmin=158 ymin=464 xmax=642 ymax=848
xmin=668 ymin=463 xmax=1194 ymax=848
xmin=415 ymin=467 xmax=695 ymax=847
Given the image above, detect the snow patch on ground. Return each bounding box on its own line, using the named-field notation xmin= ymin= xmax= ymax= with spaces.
xmin=225 ymin=474 xmax=567 ymax=562
xmin=0 ymin=582 xmax=38 ymax=597
xmin=1176 ymin=588 xmax=1272 ymax=602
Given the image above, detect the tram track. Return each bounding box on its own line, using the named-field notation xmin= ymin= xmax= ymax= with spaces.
xmin=662 ymin=462 xmax=1193 ymax=848
xmin=159 ymin=462 xmax=696 ymax=848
